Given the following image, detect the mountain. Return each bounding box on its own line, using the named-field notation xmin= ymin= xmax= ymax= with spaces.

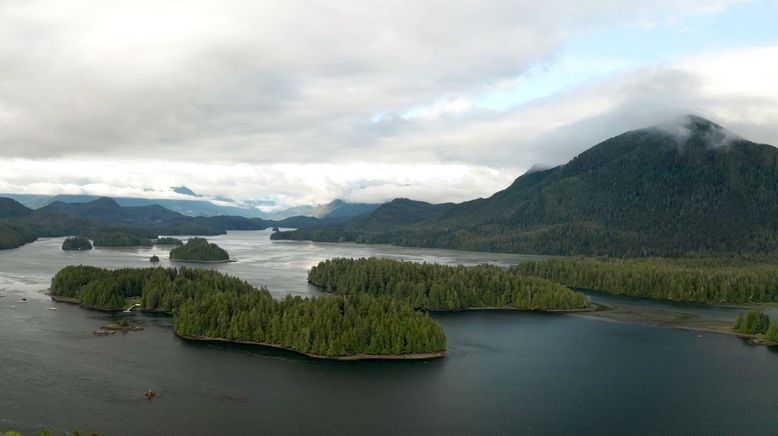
xmin=172 ymin=186 xmax=199 ymax=197
xmin=312 ymin=199 xmax=380 ymax=220
xmin=263 ymin=199 xmax=379 ymax=220
xmin=1 ymin=194 xmax=268 ymax=218
xmin=274 ymin=115 xmax=778 ymax=257
xmin=0 ymin=197 xmax=33 ymax=219
xmin=0 ymin=197 xmax=324 ymax=250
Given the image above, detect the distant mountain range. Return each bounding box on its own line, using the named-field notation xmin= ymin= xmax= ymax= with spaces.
xmin=2 ymin=192 xmax=379 ymax=221
xmin=274 ymin=115 xmax=778 ymax=257
xmin=0 ymin=196 xmax=322 ymax=250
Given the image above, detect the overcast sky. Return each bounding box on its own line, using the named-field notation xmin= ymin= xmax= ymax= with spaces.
xmin=1 ymin=0 xmax=777 ymax=210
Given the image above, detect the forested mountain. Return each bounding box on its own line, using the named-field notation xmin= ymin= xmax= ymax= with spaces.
xmin=275 ymin=116 xmax=778 ymax=257
xmin=0 ymin=198 xmax=33 ymax=219
xmin=0 ymin=197 xmax=322 ymax=250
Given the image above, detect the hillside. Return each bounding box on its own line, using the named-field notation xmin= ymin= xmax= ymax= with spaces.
xmin=274 ymin=116 xmax=778 ymax=257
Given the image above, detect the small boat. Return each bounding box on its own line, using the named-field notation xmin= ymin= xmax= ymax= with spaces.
xmin=48 ymin=307 xmax=58 ymax=311
xmin=0 ymin=293 xmax=6 ymax=297
xmin=145 ymin=390 xmax=159 ymax=400
xmin=17 ymin=298 xmax=27 ymax=303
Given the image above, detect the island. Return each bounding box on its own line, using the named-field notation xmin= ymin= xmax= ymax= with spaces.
xmin=308 ymin=257 xmax=591 ymax=311
xmin=93 ymin=318 xmax=144 ymax=336
xmin=169 ymin=237 xmax=230 ymax=263
xmin=62 ymin=236 xmax=92 ymax=251
xmin=155 ymin=237 xmax=183 ymax=246
xmin=733 ymin=309 xmax=778 ymax=345
xmin=149 ymin=255 xmax=160 ymax=263
xmin=49 ymin=266 xmax=446 ymax=360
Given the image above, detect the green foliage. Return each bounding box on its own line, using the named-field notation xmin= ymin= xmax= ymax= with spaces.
xmin=734 ymin=310 xmax=771 ymax=335
xmin=49 ymin=266 xmax=445 ymax=357
xmin=170 ymin=237 xmax=229 ymax=262
xmin=308 ymin=258 xmax=589 ymax=311
xmin=764 ymin=321 xmax=778 ymax=343
xmin=275 ymin=118 xmax=778 ymax=257
xmin=176 ymin=292 xmax=446 ymax=356
xmin=87 ymin=231 xmax=153 ymax=247
xmin=1 ymin=432 xmax=23 ymax=436
xmin=0 ymin=223 xmax=37 ymax=249
xmin=514 ymin=257 xmax=778 ymax=304
xmin=62 ymin=237 xmax=93 ymax=251
xmin=155 ymin=237 xmax=183 ymax=246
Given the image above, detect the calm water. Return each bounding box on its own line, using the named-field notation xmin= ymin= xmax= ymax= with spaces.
xmin=1 ymin=231 xmax=776 ymax=435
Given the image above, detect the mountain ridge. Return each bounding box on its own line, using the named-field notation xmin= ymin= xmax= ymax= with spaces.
xmin=273 ymin=115 xmax=778 ymax=257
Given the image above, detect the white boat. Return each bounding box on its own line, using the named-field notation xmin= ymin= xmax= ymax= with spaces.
xmin=17 ymin=298 xmax=27 ymax=303
xmin=48 ymin=307 xmax=57 ymax=311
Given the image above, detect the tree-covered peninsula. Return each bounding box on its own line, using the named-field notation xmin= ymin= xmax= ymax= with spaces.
xmin=87 ymin=230 xmax=154 ymax=247
xmin=155 ymin=237 xmax=183 ymax=246
xmin=514 ymin=257 xmax=778 ymax=304
xmin=308 ymin=257 xmax=590 ymax=311
xmin=49 ymin=266 xmax=445 ymax=359
xmin=62 ymin=237 xmax=92 ymax=251
xmin=169 ymin=237 xmax=229 ymax=262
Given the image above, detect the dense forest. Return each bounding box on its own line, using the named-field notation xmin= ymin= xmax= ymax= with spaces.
xmin=62 ymin=237 xmax=92 ymax=251
xmin=176 ymin=292 xmax=446 ymax=356
xmin=733 ymin=309 xmax=778 ymax=343
xmin=169 ymin=238 xmax=229 ymax=262
xmin=513 ymin=257 xmax=778 ymax=304
xmin=155 ymin=237 xmax=183 ymax=245
xmin=49 ymin=266 xmax=445 ymax=357
xmin=734 ymin=309 xmax=771 ymax=334
xmin=308 ymin=257 xmax=590 ymax=311
xmin=275 ymin=117 xmax=778 ymax=257
xmin=86 ymin=231 xmax=153 ymax=247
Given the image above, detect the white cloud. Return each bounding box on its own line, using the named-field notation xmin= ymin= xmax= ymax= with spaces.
xmin=0 ymin=0 xmax=773 ymax=209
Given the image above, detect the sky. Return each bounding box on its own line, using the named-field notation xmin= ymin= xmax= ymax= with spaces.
xmin=0 ymin=0 xmax=777 ymax=211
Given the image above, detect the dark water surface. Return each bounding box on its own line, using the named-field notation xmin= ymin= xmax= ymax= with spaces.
xmin=1 ymin=231 xmax=776 ymax=435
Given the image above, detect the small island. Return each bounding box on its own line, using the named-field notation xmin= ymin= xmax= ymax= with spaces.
xmin=62 ymin=236 xmax=92 ymax=251
xmin=169 ymin=237 xmax=230 ymax=263
xmin=150 ymin=255 xmax=160 ymax=263
xmin=155 ymin=237 xmax=183 ymax=246
xmin=49 ymin=266 xmax=446 ymax=360
xmin=733 ymin=309 xmax=778 ymax=346
xmin=93 ymin=318 xmax=144 ymax=336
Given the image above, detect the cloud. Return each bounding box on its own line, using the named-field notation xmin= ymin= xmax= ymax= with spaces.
xmin=0 ymin=0 xmax=773 ymax=208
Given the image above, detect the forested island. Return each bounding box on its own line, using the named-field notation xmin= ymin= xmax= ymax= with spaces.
xmin=49 ymin=266 xmax=446 ymax=359
xmin=514 ymin=257 xmax=778 ymax=304
xmin=62 ymin=237 xmax=92 ymax=251
xmin=733 ymin=309 xmax=778 ymax=344
xmin=308 ymin=257 xmax=590 ymax=311
xmin=169 ymin=238 xmax=230 ymax=263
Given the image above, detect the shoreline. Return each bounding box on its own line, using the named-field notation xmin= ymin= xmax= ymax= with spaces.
xmin=571 ymin=302 xmax=777 ymax=347
xmin=169 ymin=258 xmax=236 ymax=264
xmin=176 ymin=333 xmax=446 ymax=361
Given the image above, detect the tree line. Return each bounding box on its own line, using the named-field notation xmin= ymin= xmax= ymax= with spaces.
xmin=513 ymin=257 xmax=778 ymax=304
xmin=734 ymin=309 xmax=778 ymax=343
xmin=308 ymin=257 xmax=590 ymax=311
xmin=49 ymin=266 xmax=445 ymax=357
